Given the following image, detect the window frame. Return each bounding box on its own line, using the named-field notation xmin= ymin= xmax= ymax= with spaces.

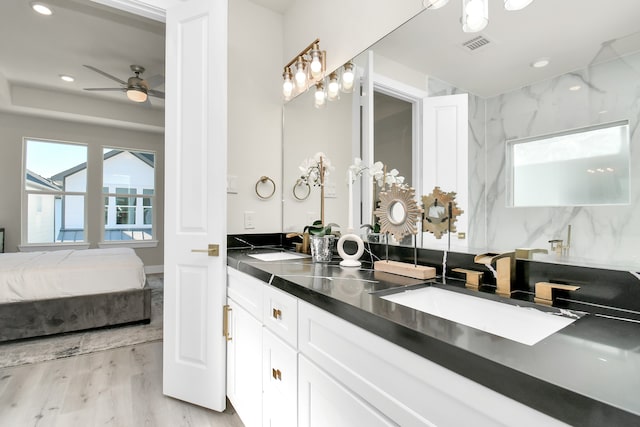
xmin=100 ymin=146 xmax=157 ymax=247
xmin=20 ymin=137 xmax=90 ymax=250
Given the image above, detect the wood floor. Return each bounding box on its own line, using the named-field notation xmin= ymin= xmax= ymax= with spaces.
xmin=0 ymin=341 xmax=245 ymax=427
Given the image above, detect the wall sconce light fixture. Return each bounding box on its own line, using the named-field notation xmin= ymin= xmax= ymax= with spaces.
xmin=282 ymin=39 xmax=326 ymax=101
xmin=282 ymin=39 xmax=357 ymax=107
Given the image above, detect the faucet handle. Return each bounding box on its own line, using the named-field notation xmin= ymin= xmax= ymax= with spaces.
xmin=452 ymin=268 xmax=484 ymax=290
xmin=534 ymin=282 xmax=580 ymax=306
xmin=515 ymin=248 xmax=548 ymax=259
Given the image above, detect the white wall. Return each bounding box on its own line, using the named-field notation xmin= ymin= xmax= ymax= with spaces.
xmin=283 ymin=0 xmax=424 ymax=75
xmin=227 ymin=0 xmax=284 ymax=234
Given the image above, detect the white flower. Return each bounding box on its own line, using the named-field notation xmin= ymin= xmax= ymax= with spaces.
xmin=348 ymin=157 xmax=367 ymax=182
xmin=299 ymin=152 xmax=333 ymax=186
xmin=369 ymin=161 xmax=385 ymax=186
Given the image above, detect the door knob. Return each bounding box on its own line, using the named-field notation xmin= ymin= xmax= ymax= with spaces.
xmin=191 ymin=244 xmax=220 ymax=257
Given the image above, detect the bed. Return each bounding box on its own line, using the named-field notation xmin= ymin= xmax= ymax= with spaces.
xmin=0 ymin=247 xmax=151 ymax=342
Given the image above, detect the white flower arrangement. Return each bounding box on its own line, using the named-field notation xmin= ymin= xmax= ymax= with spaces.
xmin=348 ymin=157 xmax=406 ymax=188
xmin=298 ymin=152 xmax=334 ymax=186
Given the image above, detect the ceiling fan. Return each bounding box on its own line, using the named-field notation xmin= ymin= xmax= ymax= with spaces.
xmin=83 ymin=64 xmax=165 ymax=104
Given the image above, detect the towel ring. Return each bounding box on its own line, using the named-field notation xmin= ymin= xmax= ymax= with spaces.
xmin=255 ymin=176 xmax=276 ymax=200
xmin=293 ymin=179 xmax=311 ymax=201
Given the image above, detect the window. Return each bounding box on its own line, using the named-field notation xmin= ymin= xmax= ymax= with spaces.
xmin=23 ymin=139 xmax=87 ymax=244
xmin=102 ymin=148 xmax=156 ymax=241
xmin=506 ymin=121 xmax=630 ymax=207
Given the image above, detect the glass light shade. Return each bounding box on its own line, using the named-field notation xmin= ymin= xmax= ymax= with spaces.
xmin=309 ymin=46 xmax=323 ymax=79
xmin=327 ymin=73 xmax=340 ymax=101
xmin=314 ymin=83 xmax=326 ymax=109
xmin=282 ymin=68 xmax=294 ymax=99
xmin=423 ymin=0 xmax=449 ymax=9
xmin=341 ymin=62 xmax=355 ymax=93
xmin=294 ymin=57 xmax=307 ymax=90
xmin=504 ymin=0 xmax=533 ymax=11
xmin=462 ymin=0 xmax=488 ymax=32
xmin=127 ymin=88 xmax=147 ymax=103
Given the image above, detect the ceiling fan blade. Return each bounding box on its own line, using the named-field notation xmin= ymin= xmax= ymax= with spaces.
xmin=145 ymin=74 xmax=165 ymax=88
xmin=147 ymin=89 xmax=165 ymax=99
xmin=83 ymin=87 xmax=127 ymax=92
xmin=83 ymin=65 xmax=126 ymax=85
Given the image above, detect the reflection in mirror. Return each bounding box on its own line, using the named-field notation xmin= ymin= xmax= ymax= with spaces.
xmin=507 ymin=121 xmax=630 ymax=207
xmin=283 ymin=1 xmax=640 ymax=270
xmin=389 ymin=201 xmax=406 ymax=225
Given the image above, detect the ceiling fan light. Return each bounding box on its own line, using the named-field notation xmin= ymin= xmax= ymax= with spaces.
xmin=504 ymin=0 xmax=533 ymax=11
xmin=59 ymin=74 xmax=74 ymax=82
xmin=127 ymin=87 xmax=147 ymax=103
xmin=31 ymin=2 xmax=53 ymax=15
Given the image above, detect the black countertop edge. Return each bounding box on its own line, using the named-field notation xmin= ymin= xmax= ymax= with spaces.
xmin=227 ymin=252 xmax=640 ymax=426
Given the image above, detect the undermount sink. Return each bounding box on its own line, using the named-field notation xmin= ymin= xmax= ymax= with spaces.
xmin=381 ymin=287 xmax=578 ymax=346
xmin=247 ymin=252 xmax=309 ymax=261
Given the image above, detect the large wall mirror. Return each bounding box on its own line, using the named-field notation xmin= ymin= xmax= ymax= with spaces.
xmin=283 ymin=0 xmax=640 ymax=271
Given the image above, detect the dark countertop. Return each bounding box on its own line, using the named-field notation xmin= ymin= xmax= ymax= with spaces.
xmin=227 ymin=249 xmax=640 ymax=427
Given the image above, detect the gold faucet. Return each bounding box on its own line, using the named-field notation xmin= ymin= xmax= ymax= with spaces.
xmin=474 ymin=252 xmax=516 ymax=297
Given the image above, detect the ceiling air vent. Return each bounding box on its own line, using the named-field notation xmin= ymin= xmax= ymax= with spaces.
xmin=461 ymin=35 xmax=492 ymax=52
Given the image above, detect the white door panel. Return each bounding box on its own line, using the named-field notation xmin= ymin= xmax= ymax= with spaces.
xmin=163 ymin=0 xmax=228 ymax=411
xmin=422 ymin=93 xmax=468 ymax=250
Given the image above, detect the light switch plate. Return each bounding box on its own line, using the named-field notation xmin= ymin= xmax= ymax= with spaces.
xmin=244 ymin=211 xmax=255 ymax=229
xmin=227 ymin=175 xmax=238 ymax=194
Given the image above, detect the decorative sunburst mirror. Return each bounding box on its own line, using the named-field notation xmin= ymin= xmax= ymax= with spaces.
xmin=374 ymin=184 xmax=423 ymax=242
xmin=422 ymin=186 xmax=464 ymax=239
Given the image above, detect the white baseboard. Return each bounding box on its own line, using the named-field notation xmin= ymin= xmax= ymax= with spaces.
xmin=144 ymin=265 xmax=164 ymax=274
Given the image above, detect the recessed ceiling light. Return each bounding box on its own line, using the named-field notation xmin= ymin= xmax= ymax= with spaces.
xmin=31 ymin=2 xmax=53 ymax=15
xmin=531 ymin=58 xmax=550 ymax=68
xmin=569 ymin=85 xmax=581 ymax=91
xmin=59 ymin=74 xmax=75 ymax=83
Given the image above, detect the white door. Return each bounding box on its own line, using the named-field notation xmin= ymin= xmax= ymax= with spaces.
xmin=163 ymin=0 xmax=228 ymax=410
xmin=422 ymin=93 xmax=468 ymax=251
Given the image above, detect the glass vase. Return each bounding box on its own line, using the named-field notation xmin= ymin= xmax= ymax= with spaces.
xmin=310 ymin=235 xmax=335 ymax=263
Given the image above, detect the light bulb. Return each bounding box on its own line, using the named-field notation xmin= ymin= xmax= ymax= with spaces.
xmin=423 ymin=0 xmax=449 ymax=9
xmin=341 ymin=62 xmax=355 ymax=93
xmin=504 ymin=0 xmax=533 ymax=11
xmin=314 ymin=83 xmax=326 ymax=109
xmin=282 ymin=68 xmax=293 ymax=99
xmin=31 ymin=2 xmax=53 ymax=15
xmin=309 ymin=45 xmax=323 ymax=79
xmin=327 ymin=73 xmax=340 ymax=101
xmin=462 ymin=0 xmax=488 ymax=32
xmin=294 ymin=56 xmax=307 ymax=90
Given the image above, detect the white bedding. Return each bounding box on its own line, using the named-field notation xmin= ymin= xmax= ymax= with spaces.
xmin=0 ymin=248 xmax=146 ymax=303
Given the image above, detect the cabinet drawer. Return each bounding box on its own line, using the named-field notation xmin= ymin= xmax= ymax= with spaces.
xmin=263 ymin=284 xmax=298 ymax=348
xmin=263 ymin=329 xmax=297 ymax=427
xmin=227 ymin=267 xmax=263 ymax=319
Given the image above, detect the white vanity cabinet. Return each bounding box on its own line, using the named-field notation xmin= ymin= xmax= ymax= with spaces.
xmin=226 ymin=268 xmax=298 ymax=427
xmin=228 ymin=267 xmax=567 ymax=427
xmin=227 ymin=269 xmax=264 ymax=427
xmin=226 ymin=297 xmax=263 ymax=427
xmin=298 ymin=300 xmax=568 ymax=427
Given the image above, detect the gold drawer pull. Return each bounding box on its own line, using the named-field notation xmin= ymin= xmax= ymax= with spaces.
xmin=272 ymin=368 xmax=282 ymax=381
xmin=272 ymin=308 xmax=282 ymax=319
xmin=223 ymin=305 xmax=232 ymax=341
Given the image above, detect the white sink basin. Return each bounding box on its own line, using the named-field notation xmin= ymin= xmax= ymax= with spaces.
xmin=381 ymin=287 xmax=577 ymax=346
xmin=247 ymin=252 xmax=309 ymax=261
